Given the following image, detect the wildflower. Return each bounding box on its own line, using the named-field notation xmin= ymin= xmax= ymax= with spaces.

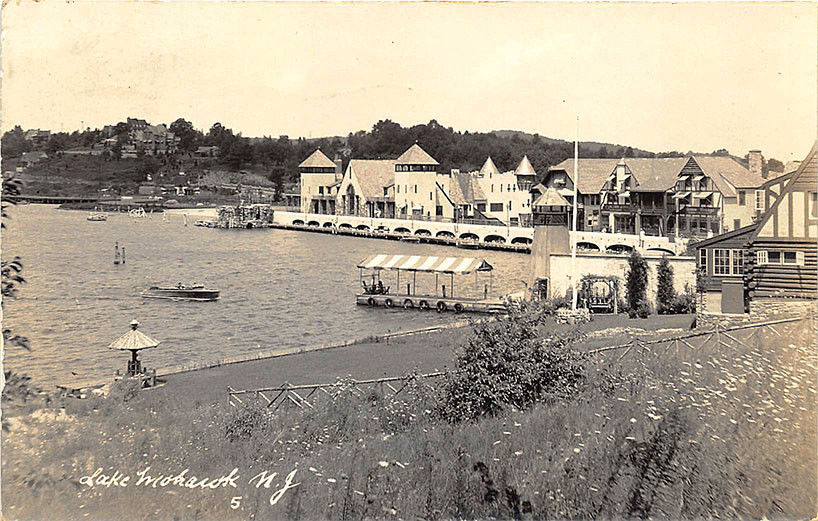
xmin=629 ymin=418 xmax=637 ymax=423
xmin=378 ymin=461 xmax=389 ymax=468
xmin=573 ymin=448 xmax=581 ymax=454
xmin=514 ymin=451 xmax=523 ymax=456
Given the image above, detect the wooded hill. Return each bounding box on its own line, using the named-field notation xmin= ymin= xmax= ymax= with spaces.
xmin=2 ymin=118 xmax=784 ymax=197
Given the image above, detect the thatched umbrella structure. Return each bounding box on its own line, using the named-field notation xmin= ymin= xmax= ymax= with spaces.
xmin=108 ymin=320 xmax=160 ymax=376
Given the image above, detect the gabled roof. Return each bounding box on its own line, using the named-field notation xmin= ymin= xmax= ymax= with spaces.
xmin=623 ymin=158 xmax=688 ymax=191
xmin=514 ymin=155 xmax=537 ymax=176
xmin=751 ymin=140 xmax=818 ymax=242
xmin=448 ymin=173 xmax=487 ymax=205
xmin=692 ymin=223 xmax=756 ymax=249
xmin=479 ymin=156 xmax=500 ymax=177
xmin=547 ymin=159 xmax=619 ymax=194
xmin=347 ymin=159 xmax=397 ymax=199
xmin=299 ymin=149 xmax=337 ymax=169
xmin=395 ymin=143 xmax=438 ymax=165
xmin=695 ymin=156 xmax=764 ymax=191
xmin=533 ymin=186 xmax=570 ymax=207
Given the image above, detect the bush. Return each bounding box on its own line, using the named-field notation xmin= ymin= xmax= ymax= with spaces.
xmin=635 ymin=298 xmax=653 ymax=318
xmin=626 ymin=251 xmax=649 ymax=318
xmin=439 ymin=304 xmax=587 ymax=422
xmin=669 ymin=290 xmax=696 ymax=314
xmin=656 ymin=256 xmax=676 ymax=314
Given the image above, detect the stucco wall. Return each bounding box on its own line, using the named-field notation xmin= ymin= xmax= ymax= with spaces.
xmin=547 ymin=253 xmax=696 ymax=303
xmin=300 ymin=173 xmax=338 ymax=213
xmin=395 ymin=172 xmax=439 ymax=218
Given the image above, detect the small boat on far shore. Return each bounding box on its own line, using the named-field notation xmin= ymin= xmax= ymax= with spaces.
xmin=142 ymin=283 xmax=220 ymax=301
xmin=87 ymin=212 xmax=107 ymax=221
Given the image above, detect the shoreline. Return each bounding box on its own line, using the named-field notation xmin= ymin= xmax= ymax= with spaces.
xmin=56 ymin=313 xmax=696 ymax=405
xmin=55 ymin=318 xmax=480 ymax=397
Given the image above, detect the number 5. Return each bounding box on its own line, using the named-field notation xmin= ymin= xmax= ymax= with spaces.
xmin=231 ymin=496 xmax=242 ymax=510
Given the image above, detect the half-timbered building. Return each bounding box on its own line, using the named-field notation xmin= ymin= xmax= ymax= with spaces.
xmin=694 ymin=141 xmax=818 ymax=319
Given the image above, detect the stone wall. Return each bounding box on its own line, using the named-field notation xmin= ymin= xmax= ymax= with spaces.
xmin=696 ymin=298 xmax=817 ymax=329
xmin=748 ymin=298 xmax=818 ymax=322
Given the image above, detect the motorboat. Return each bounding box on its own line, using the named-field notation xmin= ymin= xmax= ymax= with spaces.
xmin=87 ymin=212 xmax=107 ymax=221
xmin=142 ymin=283 xmax=220 ymax=301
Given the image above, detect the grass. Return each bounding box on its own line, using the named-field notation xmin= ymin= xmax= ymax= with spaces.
xmin=2 ymin=312 xmax=815 ymax=520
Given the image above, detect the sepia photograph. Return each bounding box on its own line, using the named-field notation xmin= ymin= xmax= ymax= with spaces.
xmin=1 ymin=1 xmax=816 ymax=520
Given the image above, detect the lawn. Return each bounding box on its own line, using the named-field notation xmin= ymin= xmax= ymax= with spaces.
xmin=2 ymin=311 xmax=814 ymax=521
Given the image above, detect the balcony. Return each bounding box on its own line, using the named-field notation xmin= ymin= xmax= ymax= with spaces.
xmin=678 ymin=205 xmax=718 ymax=216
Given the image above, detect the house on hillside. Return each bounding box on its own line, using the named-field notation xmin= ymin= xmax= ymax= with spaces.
xmin=694 ymin=141 xmax=817 ymax=321
xmin=543 ymin=152 xmax=770 ymax=237
xmin=20 ymin=151 xmax=48 ymax=167
xmin=24 ymin=129 xmax=50 ymax=146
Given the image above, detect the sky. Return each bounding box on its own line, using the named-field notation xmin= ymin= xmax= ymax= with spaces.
xmin=1 ymin=2 xmax=816 ymax=161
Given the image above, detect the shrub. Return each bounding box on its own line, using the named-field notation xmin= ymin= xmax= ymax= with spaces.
xmin=656 ymin=256 xmax=676 ymax=314
xmin=439 ymin=304 xmax=587 ymax=422
xmin=626 ymin=251 xmax=649 ymax=318
xmin=635 ymin=298 xmax=653 ymax=319
xmin=669 ymin=289 xmax=696 ymax=314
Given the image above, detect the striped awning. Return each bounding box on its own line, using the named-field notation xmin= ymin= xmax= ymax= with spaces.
xmin=357 ymin=254 xmax=493 ymax=273
xmin=673 ymin=191 xmax=691 ymax=199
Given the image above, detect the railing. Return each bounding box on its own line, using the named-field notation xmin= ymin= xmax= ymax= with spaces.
xmin=227 ymin=314 xmax=816 ymax=410
xmin=228 ymin=372 xmax=447 ymax=409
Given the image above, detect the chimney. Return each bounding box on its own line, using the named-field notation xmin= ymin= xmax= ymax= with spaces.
xmin=334 ymin=155 xmax=343 ymax=183
xmin=748 ymin=150 xmax=764 ymax=179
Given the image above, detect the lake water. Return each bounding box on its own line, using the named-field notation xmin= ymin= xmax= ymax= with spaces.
xmin=2 ymin=205 xmax=531 ymax=387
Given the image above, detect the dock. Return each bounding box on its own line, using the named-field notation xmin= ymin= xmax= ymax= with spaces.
xmin=356 ymin=292 xmax=507 ymax=314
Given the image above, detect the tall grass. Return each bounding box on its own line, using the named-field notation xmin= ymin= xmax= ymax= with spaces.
xmin=2 ymin=315 xmax=815 ymax=520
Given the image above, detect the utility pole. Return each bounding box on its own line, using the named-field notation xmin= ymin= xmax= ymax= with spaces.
xmin=571 ymin=116 xmax=579 ymax=311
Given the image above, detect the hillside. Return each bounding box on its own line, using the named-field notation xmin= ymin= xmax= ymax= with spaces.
xmin=491 ymin=130 xmax=655 ymax=156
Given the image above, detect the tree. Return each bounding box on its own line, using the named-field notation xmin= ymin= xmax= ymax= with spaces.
xmin=766 ymin=158 xmax=784 ymax=173
xmin=656 ymin=256 xmax=676 ymax=314
xmin=0 ymin=126 xmax=31 ymax=158
xmin=169 ymin=118 xmax=199 ymax=152
xmin=626 ymin=250 xmax=649 ymax=318
xmin=1 ymin=176 xmax=29 ymax=351
xmin=440 ymin=301 xmax=586 ymax=422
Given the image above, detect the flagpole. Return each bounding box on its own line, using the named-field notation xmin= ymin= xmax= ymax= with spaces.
xmin=571 ymin=116 xmax=579 ymax=311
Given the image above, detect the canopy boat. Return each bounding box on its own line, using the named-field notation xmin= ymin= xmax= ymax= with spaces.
xmin=142 ymin=283 xmax=220 ymax=301
xmin=87 ymin=212 xmax=107 ymax=221
xmin=355 ymin=253 xmax=506 ymax=314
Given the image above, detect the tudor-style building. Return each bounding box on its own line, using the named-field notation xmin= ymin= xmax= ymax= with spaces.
xmin=694 ymin=141 xmax=817 ymax=317
xmin=543 ymin=154 xmax=771 ymax=238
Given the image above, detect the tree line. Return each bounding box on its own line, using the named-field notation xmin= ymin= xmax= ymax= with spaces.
xmin=1 ymin=119 xmax=785 ymax=187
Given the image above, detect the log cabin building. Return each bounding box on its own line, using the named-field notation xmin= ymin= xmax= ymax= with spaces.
xmin=694 ymin=141 xmax=817 ymax=320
